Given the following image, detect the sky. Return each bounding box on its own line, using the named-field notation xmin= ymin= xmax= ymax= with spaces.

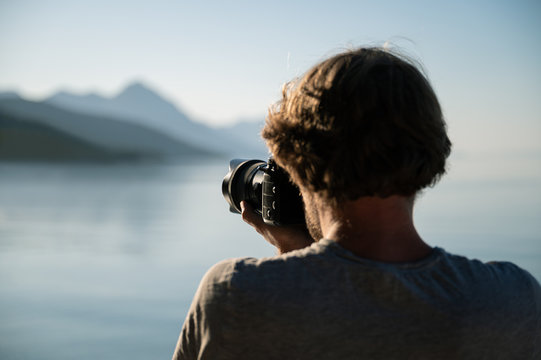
xmin=1 ymin=0 xmax=540 ymax=155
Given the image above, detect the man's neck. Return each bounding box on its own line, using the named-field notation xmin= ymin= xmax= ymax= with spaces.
xmin=320 ymin=195 xmax=432 ymax=263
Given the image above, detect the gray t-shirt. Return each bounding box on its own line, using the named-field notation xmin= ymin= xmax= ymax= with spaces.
xmin=173 ymin=240 xmax=541 ymax=359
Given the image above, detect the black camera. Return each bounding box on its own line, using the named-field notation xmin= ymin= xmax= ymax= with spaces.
xmin=222 ymin=158 xmax=305 ymax=226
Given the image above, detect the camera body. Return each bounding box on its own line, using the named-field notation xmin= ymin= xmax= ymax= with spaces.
xmin=222 ymin=158 xmax=305 ymax=226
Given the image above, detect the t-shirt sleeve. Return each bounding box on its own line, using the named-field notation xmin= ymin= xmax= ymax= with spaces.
xmin=172 ymin=260 xmax=237 ymax=360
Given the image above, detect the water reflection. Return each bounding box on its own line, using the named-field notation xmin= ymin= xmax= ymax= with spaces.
xmin=0 ymin=161 xmax=272 ymax=360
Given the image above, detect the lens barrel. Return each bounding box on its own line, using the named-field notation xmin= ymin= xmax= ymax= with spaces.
xmin=222 ymin=159 xmax=266 ymax=215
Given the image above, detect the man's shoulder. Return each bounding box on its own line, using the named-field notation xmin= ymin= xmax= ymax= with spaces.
xmin=435 ymin=249 xmax=541 ymax=305
xmin=204 ymin=244 xmax=540 ymax=291
xmin=200 ymin=244 xmax=541 ymax=307
xmin=439 ymin=249 xmax=537 ymax=284
xmin=200 ymin=242 xmax=331 ymax=295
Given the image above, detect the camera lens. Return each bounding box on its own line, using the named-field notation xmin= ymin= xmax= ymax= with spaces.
xmin=222 ymin=159 xmax=266 ymax=214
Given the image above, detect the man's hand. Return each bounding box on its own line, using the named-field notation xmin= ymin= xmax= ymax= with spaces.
xmin=240 ymin=201 xmax=314 ymax=254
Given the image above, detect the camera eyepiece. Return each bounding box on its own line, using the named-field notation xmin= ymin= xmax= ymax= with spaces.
xmin=222 ymin=159 xmax=305 ymax=226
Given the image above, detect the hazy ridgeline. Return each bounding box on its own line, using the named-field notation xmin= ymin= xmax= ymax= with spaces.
xmin=0 ymin=85 xmax=540 ymax=359
xmin=0 ymin=82 xmax=268 ymax=162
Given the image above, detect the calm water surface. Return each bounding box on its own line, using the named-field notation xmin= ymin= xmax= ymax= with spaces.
xmin=0 ymin=156 xmax=540 ymax=359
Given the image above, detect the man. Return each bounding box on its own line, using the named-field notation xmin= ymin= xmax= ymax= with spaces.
xmin=173 ymin=47 xmax=541 ymax=359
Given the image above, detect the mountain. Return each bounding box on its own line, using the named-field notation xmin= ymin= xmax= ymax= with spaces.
xmin=47 ymin=83 xmax=192 ymax=129
xmin=46 ymin=82 xmax=267 ymax=158
xmin=0 ymin=98 xmax=219 ymax=162
xmin=0 ymin=91 xmax=21 ymax=100
xmin=0 ymin=109 xmax=133 ymax=162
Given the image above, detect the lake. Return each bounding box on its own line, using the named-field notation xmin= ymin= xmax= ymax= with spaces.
xmin=0 ymin=154 xmax=540 ymax=359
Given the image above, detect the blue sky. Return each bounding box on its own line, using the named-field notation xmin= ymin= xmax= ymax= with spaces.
xmin=1 ymin=0 xmax=540 ymax=155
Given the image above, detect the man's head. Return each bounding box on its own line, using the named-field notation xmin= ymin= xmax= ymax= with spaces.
xmin=262 ymin=47 xmax=451 ymax=207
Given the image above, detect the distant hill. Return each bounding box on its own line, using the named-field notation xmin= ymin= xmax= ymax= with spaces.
xmin=0 ymin=98 xmax=220 ymax=162
xmin=0 ymin=91 xmax=21 ymax=100
xmin=47 ymin=83 xmax=193 ymax=128
xmin=0 ymin=110 xmax=135 ymax=162
xmin=46 ymin=82 xmax=267 ymax=158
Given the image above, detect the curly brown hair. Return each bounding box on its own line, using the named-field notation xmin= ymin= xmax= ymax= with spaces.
xmin=262 ymin=47 xmax=451 ymax=202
